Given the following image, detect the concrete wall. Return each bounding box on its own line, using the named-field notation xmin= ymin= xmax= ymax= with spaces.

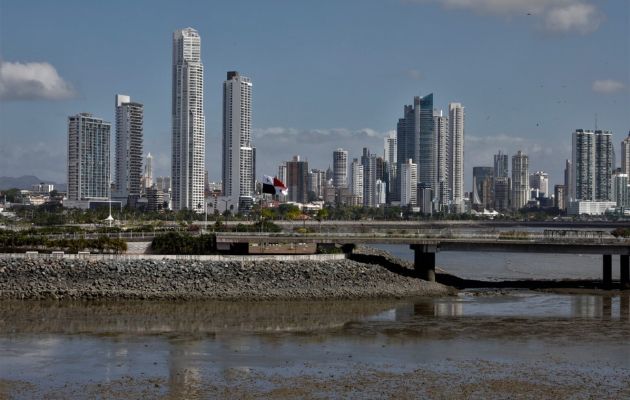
xmin=0 ymin=253 xmax=347 ymax=262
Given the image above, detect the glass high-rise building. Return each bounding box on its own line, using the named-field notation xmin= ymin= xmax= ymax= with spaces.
xmin=418 ymin=94 xmax=434 ymax=187
xmin=222 ymin=71 xmax=253 ymax=209
xmin=172 ymin=27 xmax=205 ymax=212
xmin=361 ymin=148 xmax=377 ymax=207
xmin=472 ymin=166 xmax=493 ymax=209
xmin=114 ymin=94 xmax=143 ymax=201
xmin=494 ymin=151 xmax=509 ymax=178
xmin=67 ymin=113 xmax=111 ymax=201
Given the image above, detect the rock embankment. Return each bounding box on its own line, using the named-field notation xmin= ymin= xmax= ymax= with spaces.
xmin=0 ymin=255 xmax=453 ymax=300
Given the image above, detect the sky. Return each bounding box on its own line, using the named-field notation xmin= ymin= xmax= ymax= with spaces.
xmin=0 ymin=0 xmax=628 ymax=191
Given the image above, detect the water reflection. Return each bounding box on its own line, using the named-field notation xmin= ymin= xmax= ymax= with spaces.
xmin=571 ymin=295 xmax=630 ymax=319
xmin=1 ymin=294 xmax=628 ymax=338
xmin=167 ymin=340 xmax=203 ymax=399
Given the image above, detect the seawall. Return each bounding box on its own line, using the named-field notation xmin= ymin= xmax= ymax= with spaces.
xmin=0 ymin=253 xmax=453 ymax=301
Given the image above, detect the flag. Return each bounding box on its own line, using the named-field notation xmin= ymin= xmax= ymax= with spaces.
xmin=274 ymin=177 xmax=288 ymax=196
xmin=262 ymin=175 xmax=276 ymax=195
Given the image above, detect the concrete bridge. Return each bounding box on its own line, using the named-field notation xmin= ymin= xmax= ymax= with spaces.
xmin=215 ymin=232 xmax=630 ymax=286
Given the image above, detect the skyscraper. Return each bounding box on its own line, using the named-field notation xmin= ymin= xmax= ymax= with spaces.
xmin=396 ymin=96 xmax=422 ymax=202
xmin=594 ymin=130 xmax=613 ymax=201
xmin=172 ymin=27 xmax=205 ymax=212
xmin=286 ymin=155 xmax=308 ymax=203
xmin=67 ymin=113 xmax=111 ymax=202
xmin=307 ymin=169 xmax=326 ymax=200
xmin=448 ymin=102 xmax=464 ymax=212
xmin=222 ymin=71 xmax=253 ymax=209
xmin=418 ymin=94 xmax=434 ymax=187
xmin=384 ymin=131 xmax=397 ymax=166
xmin=511 ymin=150 xmax=529 ymax=210
xmin=472 ymin=166 xmax=493 ymax=209
xmin=433 ymin=110 xmax=449 ymax=211
xmin=350 ymin=158 xmax=364 ymax=205
xmin=144 ymin=153 xmax=153 ymax=189
xmin=529 ymin=171 xmax=549 ymax=198
xmin=564 ymin=159 xmax=572 ymax=205
xmin=612 ymin=171 xmax=629 ymax=208
xmin=494 ymin=151 xmax=509 ymax=178
xmin=554 ymin=185 xmax=566 ymax=210
xmin=333 ymin=148 xmax=348 ymax=188
xmin=114 ymin=94 xmax=143 ymax=201
xmin=493 ymin=176 xmax=510 ymax=211
xmin=361 ymin=147 xmax=377 ymax=207
xmin=571 ymin=129 xmax=613 ymax=201
xmin=622 ymin=132 xmax=630 ymax=175
xmin=397 ymin=97 xmax=420 ymax=172
xmin=400 ymin=159 xmax=417 ymax=207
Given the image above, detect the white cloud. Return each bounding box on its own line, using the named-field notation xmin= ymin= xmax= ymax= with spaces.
xmin=413 ymin=0 xmax=604 ymax=34
xmin=544 ymin=3 xmax=603 ymax=34
xmin=0 ymin=61 xmax=76 ymax=101
xmin=592 ymin=79 xmax=626 ymax=94
xmin=405 ymin=69 xmax=423 ymax=81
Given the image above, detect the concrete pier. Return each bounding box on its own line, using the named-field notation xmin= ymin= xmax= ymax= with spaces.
xmin=603 ymin=255 xmax=612 ymax=288
xmin=411 ymin=244 xmax=437 ymax=282
xmin=621 ymin=255 xmax=629 ymax=287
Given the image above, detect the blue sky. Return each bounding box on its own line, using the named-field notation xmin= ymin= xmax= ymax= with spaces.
xmin=1 ymin=0 xmax=628 ymax=190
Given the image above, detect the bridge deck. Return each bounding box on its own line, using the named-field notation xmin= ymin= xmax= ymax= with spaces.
xmin=215 ymin=234 xmax=630 ymax=255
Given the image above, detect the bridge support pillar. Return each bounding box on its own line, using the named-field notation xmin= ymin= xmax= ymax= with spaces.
xmin=620 ymin=255 xmax=629 ymax=288
xmin=411 ymin=244 xmax=437 ymax=282
xmin=603 ymin=254 xmax=612 ymax=288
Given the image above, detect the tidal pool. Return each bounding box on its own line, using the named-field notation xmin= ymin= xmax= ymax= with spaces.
xmin=1 ymin=292 xmax=629 ymax=399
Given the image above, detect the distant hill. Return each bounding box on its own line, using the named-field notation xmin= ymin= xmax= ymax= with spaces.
xmin=0 ymin=176 xmax=67 ymax=191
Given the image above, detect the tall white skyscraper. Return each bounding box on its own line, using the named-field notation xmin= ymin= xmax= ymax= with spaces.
xmin=622 ymin=132 xmax=630 ymax=175
xmin=114 ymin=94 xmax=143 ymax=200
xmin=529 ymin=171 xmax=549 ymax=198
xmin=222 ymin=71 xmax=253 ymax=209
xmin=448 ymin=102 xmax=464 ymax=212
xmin=333 ymin=148 xmax=348 ymax=188
xmin=400 ymin=158 xmax=417 ymax=207
xmin=67 ymin=113 xmax=111 ymax=201
xmin=172 ymin=27 xmax=205 ymax=212
xmin=350 ymin=158 xmax=364 ymax=205
xmin=511 ymin=150 xmax=529 ymax=210
xmin=433 ymin=109 xmax=449 ymax=211
xmin=144 ymin=153 xmax=153 ymax=189
xmin=612 ymin=172 xmax=629 ymax=207
xmin=384 ymin=131 xmax=397 ymax=166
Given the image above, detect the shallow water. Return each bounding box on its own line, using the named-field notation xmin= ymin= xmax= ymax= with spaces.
xmin=375 ymin=244 xmax=622 ymax=281
xmin=1 ymin=294 xmax=629 ymax=399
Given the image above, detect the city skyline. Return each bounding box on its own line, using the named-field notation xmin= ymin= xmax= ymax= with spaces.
xmin=0 ymin=1 xmax=628 ymax=190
